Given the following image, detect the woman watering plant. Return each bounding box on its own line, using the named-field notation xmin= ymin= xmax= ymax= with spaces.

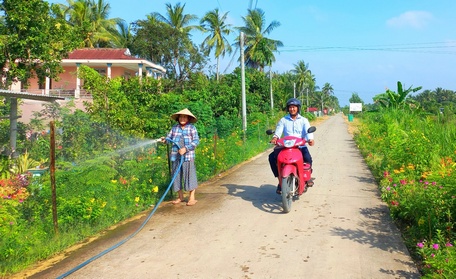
xmin=161 ymin=108 xmax=200 ymax=206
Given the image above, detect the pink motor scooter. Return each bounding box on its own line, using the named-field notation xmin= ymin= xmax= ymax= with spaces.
xmin=267 ymin=126 xmax=316 ymax=213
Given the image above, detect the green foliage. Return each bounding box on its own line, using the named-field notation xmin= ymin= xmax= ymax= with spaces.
xmin=354 ymin=108 xmax=456 ymax=277
xmin=0 ymin=0 xmax=81 ymax=89
xmin=373 ymin=81 xmax=422 ymax=109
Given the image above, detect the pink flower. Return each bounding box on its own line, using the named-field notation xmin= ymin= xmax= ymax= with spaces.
xmin=431 ymin=253 xmax=435 ymax=258
xmin=445 ymin=243 xmax=453 ymax=247
xmin=432 ymin=244 xmax=439 ymax=250
xmin=417 ymin=242 xmax=424 ymax=248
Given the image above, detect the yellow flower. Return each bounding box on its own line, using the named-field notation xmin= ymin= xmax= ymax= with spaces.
xmin=418 ymin=217 xmax=425 ymax=226
xmin=111 ymin=180 xmax=117 ymax=183
xmin=134 ymin=196 xmax=140 ymax=203
xmin=152 ymin=186 xmax=159 ymax=193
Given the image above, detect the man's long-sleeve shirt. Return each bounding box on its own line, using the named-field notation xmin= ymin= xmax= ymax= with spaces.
xmin=273 ymin=114 xmax=314 ymax=141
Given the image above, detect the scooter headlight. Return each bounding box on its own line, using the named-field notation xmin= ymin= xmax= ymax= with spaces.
xmin=283 ymin=139 xmax=296 ymax=148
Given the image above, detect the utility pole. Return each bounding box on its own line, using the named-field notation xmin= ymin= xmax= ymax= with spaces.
xmin=240 ymin=32 xmax=247 ymax=135
xmin=306 ymin=88 xmax=309 ymax=112
xmin=269 ymin=66 xmax=273 ymax=113
xmin=293 ymin=83 xmax=296 ymax=98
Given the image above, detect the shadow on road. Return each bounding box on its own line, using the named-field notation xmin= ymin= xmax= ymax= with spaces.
xmin=331 ymin=205 xmax=401 ymax=251
xmin=222 ymin=183 xmax=285 ymax=214
xmin=379 ymin=262 xmax=421 ymax=279
xmin=330 ymin=204 xmax=421 ymax=278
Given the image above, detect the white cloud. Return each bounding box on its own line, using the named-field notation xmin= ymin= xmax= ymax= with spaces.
xmin=386 ymin=11 xmax=433 ymax=29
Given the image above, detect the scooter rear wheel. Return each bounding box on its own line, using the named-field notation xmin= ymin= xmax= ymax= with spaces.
xmin=281 ymin=175 xmax=295 ymax=213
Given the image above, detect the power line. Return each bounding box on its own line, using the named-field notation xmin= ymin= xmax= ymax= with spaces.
xmin=280 ymin=41 xmax=456 ymax=55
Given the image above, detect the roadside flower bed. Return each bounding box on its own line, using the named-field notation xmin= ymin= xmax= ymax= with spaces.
xmin=354 ymin=109 xmax=456 ymax=278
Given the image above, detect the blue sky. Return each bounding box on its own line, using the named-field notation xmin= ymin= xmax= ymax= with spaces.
xmin=48 ymin=0 xmax=456 ymax=106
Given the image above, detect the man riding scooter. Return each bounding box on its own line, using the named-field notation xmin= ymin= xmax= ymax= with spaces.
xmin=268 ymin=98 xmax=315 ymax=194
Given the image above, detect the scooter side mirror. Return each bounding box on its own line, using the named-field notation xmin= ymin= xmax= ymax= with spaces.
xmin=266 ymin=129 xmax=274 ymax=135
xmin=307 ymin=126 xmax=317 ymax=133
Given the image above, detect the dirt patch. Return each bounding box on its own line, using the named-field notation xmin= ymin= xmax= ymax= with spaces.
xmin=311 ymin=115 xmax=330 ymax=126
xmin=343 ymin=114 xmax=361 ymax=135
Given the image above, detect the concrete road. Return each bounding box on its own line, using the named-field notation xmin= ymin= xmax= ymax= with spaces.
xmin=23 ymin=114 xmax=420 ymax=279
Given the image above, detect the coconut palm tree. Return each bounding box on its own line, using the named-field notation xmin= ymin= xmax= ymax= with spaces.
xmin=151 ymin=2 xmax=201 ymax=79
xmin=56 ymin=0 xmax=119 ymax=47
xmin=110 ymin=19 xmax=133 ymax=48
xmin=236 ymin=8 xmax=283 ymax=71
xmin=321 ymin=82 xmax=334 ymax=112
xmin=152 ymin=2 xmax=200 ymax=36
xmin=200 ymin=8 xmax=233 ymax=81
xmin=291 ymin=60 xmax=315 ymax=109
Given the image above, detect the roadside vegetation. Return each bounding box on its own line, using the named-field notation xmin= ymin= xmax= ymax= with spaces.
xmin=1 ymin=0 xmax=455 ymax=278
xmin=0 ymin=1 xmax=336 ymax=274
xmin=351 ymin=82 xmax=456 ymax=278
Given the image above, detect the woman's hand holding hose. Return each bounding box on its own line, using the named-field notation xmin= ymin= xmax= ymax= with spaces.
xmin=160 ymin=137 xmax=186 ymax=154
xmin=178 ymin=147 xmax=187 ymax=155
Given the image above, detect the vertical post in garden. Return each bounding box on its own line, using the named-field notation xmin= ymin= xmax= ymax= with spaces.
xmin=50 ymin=121 xmax=58 ymax=234
xmin=9 ymin=97 xmax=18 ymax=158
xmin=213 ymin=129 xmax=217 ymax=175
xmin=166 ymin=143 xmax=173 ymax=199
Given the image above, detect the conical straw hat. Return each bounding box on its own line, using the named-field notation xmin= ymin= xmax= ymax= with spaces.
xmin=170 ymin=108 xmax=197 ymax=123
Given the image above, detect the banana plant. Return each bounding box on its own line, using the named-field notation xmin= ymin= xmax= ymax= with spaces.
xmin=374 ymin=81 xmax=422 ymax=109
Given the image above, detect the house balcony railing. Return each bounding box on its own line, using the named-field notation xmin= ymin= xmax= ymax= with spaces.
xmin=20 ymin=89 xmax=92 ymax=99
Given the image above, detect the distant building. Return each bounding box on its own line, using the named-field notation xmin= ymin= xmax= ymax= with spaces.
xmin=307 ymin=107 xmax=318 ymax=112
xmin=10 ymin=48 xmax=166 ymax=98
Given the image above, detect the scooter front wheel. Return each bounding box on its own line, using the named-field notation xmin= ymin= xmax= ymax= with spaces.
xmin=281 ymin=175 xmax=295 ymax=213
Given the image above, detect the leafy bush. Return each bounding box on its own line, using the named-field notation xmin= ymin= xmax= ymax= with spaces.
xmin=354 ymin=108 xmax=456 ymax=277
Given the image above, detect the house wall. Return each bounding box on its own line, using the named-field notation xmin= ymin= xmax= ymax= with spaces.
xmin=53 ymin=66 xmax=78 ymax=90
xmin=26 ymin=65 xmax=137 ymax=92
xmin=19 ymin=98 xmax=92 ymax=124
xmin=26 ymin=66 xmax=78 ymax=91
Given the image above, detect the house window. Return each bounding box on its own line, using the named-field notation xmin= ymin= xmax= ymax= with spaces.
xmin=94 ymin=68 xmax=106 ymax=76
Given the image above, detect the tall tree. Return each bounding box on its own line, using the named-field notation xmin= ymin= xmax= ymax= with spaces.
xmin=236 ymin=8 xmax=283 ymax=71
xmin=321 ymin=82 xmax=334 ymax=111
xmin=291 ymin=60 xmax=315 ymax=109
xmin=110 ymin=19 xmax=133 ymax=48
xmin=0 ymin=0 xmax=81 ymax=89
xmin=200 ymin=8 xmax=233 ymax=81
xmin=148 ymin=2 xmax=205 ymax=83
xmin=56 ymin=0 xmax=120 ymax=48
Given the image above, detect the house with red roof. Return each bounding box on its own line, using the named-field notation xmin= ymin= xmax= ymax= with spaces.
xmin=12 ymin=48 xmax=166 ymax=98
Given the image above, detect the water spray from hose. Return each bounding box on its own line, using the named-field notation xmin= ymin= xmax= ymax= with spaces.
xmin=56 ymin=139 xmax=180 ymax=279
